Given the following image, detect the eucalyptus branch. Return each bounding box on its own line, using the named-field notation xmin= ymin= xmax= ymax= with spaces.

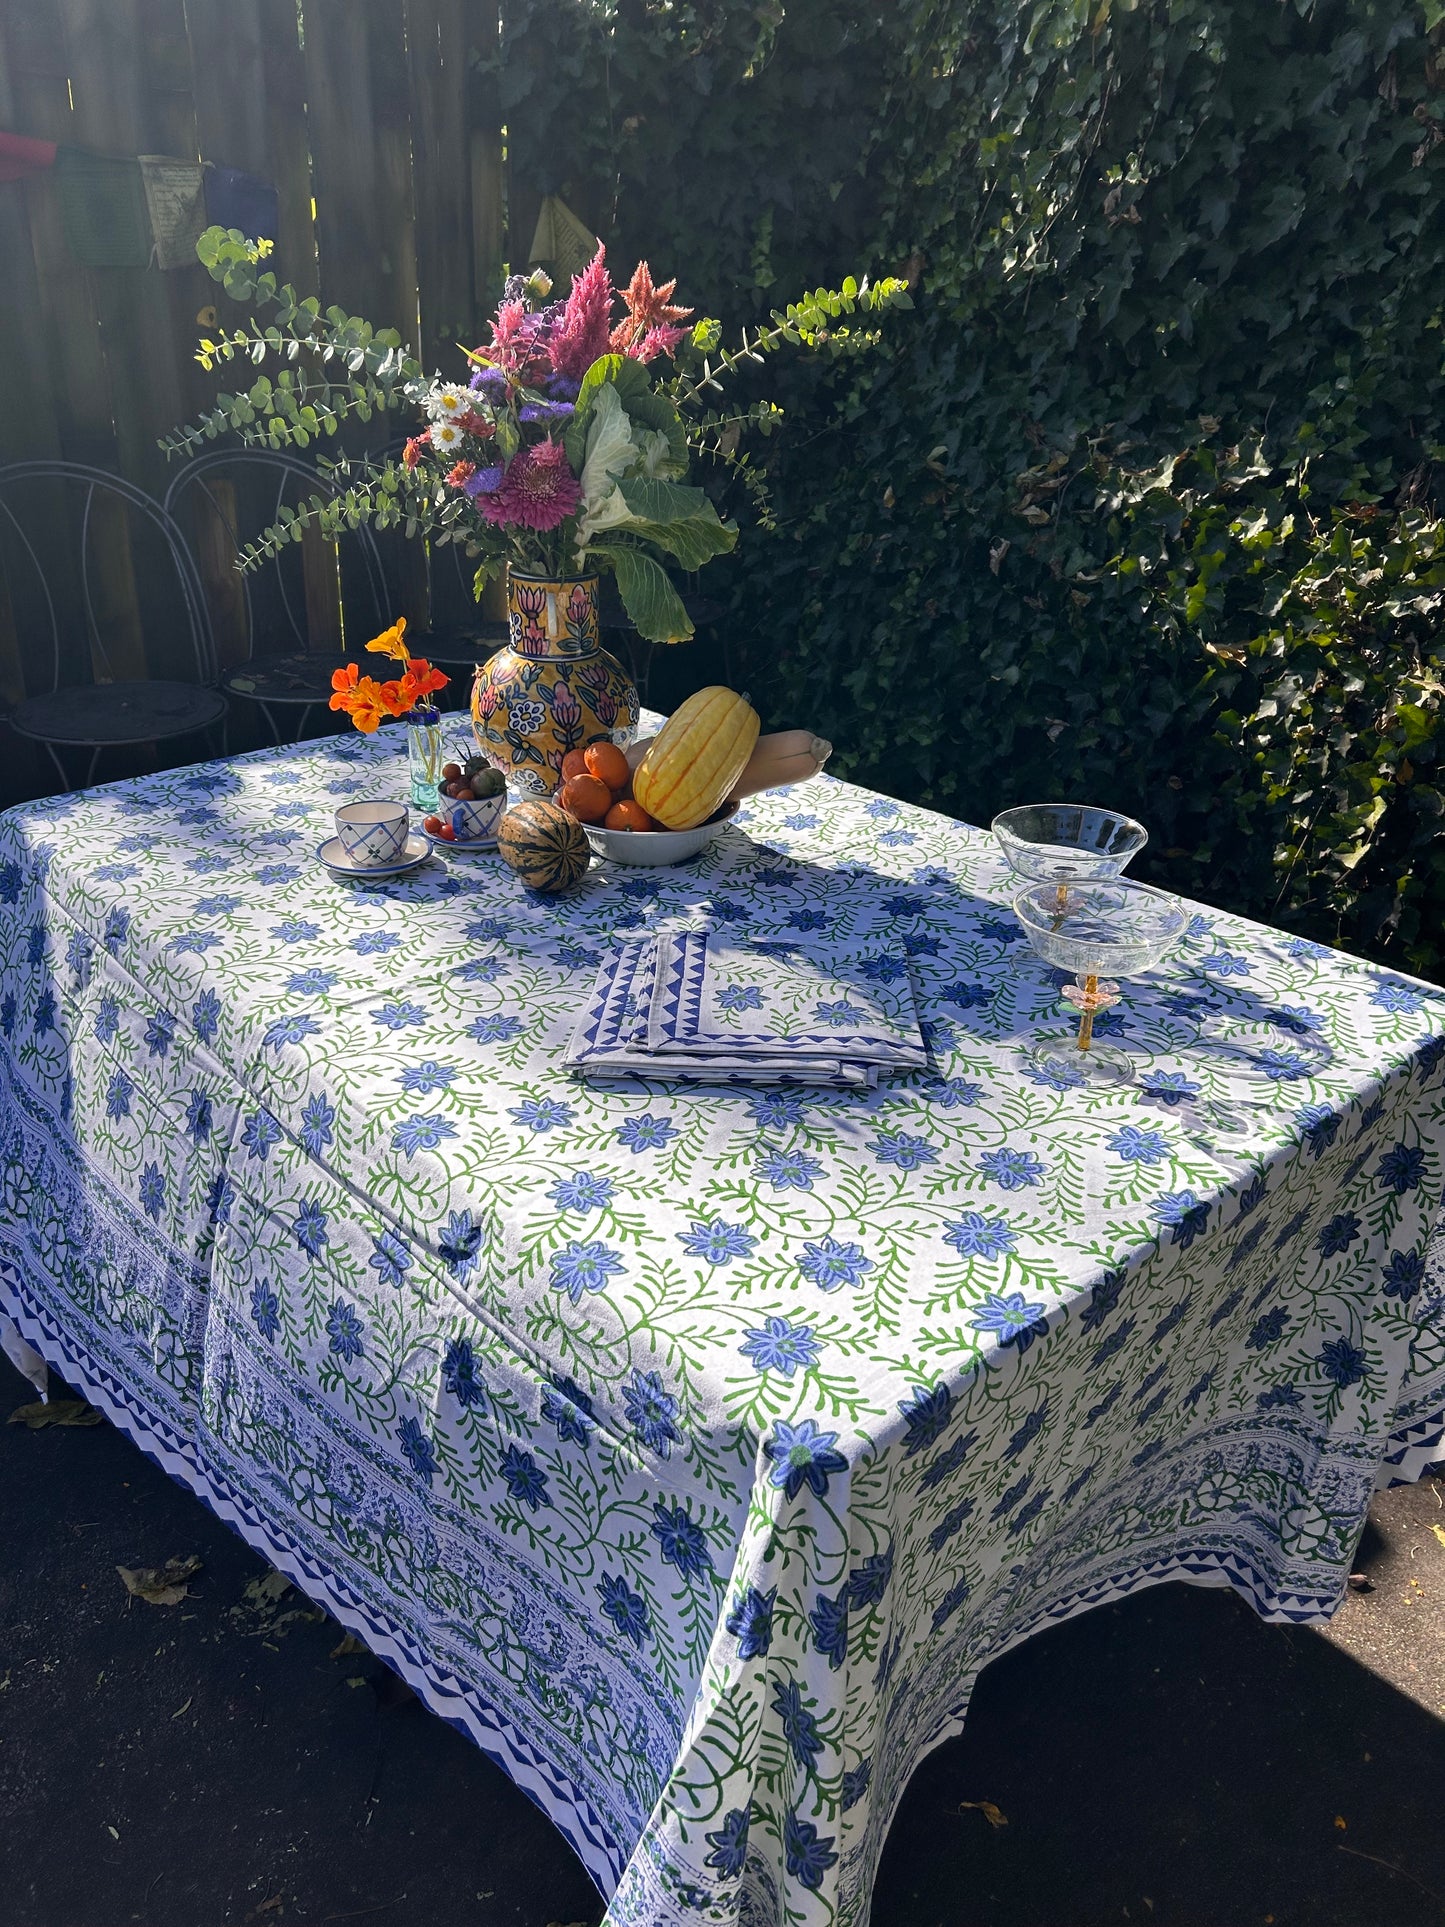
xmin=669 ymin=276 xmax=912 ymax=412
xmin=160 ymin=227 xmax=424 ymax=462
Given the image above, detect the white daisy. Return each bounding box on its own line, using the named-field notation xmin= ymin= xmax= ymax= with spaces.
xmin=431 ymin=419 xmax=463 ymax=450
xmin=426 ymin=383 xmax=469 ymax=421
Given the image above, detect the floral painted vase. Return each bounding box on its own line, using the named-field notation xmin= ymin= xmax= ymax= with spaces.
xmin=471 ymin=573 xmax=639 ymax=798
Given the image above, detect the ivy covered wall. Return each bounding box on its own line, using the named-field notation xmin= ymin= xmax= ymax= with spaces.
xmin=501 ymin=0 xmax=1445 ymax=976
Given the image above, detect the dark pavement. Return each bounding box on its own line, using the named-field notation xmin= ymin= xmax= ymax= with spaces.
xmin=2 ymin=1352 xmax=1442 ymax=1927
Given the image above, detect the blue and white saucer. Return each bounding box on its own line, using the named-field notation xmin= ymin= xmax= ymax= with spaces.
xmin=317 ymin=831 xmax=434 ymax=879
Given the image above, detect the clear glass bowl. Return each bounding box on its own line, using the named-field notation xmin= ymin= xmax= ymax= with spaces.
xmin=992 ymin=803 xmax=1148 ymax=882
xmin=1012 ymin=878 xmax=1188 ymax=1085
xmin=1013 ymin=878 xmax=1187 ymax=976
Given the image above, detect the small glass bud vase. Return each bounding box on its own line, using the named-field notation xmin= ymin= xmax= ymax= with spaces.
xmin=406 ymin=704 xmax=444 ymax=812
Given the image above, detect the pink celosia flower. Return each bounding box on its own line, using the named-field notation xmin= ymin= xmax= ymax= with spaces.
xmin=477 ymin=440 xmax=581 ymax=531
xmin=610 ymin=260 xmax=692 ymax=356
xmin=486 ymin=299 xmax=549 ymax=379
xmin=546 ymin=246 xmax=616 ymax=383
xmin=629 ymin=322 xmax=690 ymax=364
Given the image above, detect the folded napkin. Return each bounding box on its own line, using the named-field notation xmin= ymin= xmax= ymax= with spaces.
xmin=565 ymin=929 xmax=929 ymax=1087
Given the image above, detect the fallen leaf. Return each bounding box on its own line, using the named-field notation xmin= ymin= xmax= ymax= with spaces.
xmin=9 ymin=1398 xmax=103 ymax=1429
xmin=345 ymin=1675 xmax=368 ymax=1688
xmin=243 ymin=1570 xmax=293 ymax=1609
xmin=330 ymin=1634 xmax=368 ymax=1659
xmin=170 ymin=1697 xmax=192 ymax=1720
xmin=1431 ymin=1525 xmax=1445 ymax=1551
xmin=1347 ymin=1572 xmax=1374 ymax=1592
xmin=106 ymin=1825 xmax=119 ymax=1841
xmin=1334 ymin=1815 xmax=1348 ymax=1831
xmin=256 ymin=1898 xmax=284 ymax=1917
xmin=959 ymin=1800 xmax=1009 ymax=1828
xmin=116 ymin=1556 xmax=203 ymax=1607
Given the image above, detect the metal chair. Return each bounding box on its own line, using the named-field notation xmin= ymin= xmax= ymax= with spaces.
xmin=0 ymin=461 xmax=227 ymax=791
xmin=163 ymin=449 xmax=391 ymax=745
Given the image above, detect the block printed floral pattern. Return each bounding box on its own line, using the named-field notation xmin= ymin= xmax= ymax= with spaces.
xmin=1 ymin=718 xmax=1443 ymax=1927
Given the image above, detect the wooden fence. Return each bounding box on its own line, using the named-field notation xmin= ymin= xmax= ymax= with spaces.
xmin=0 ymin=0 xmax=523 ymax=791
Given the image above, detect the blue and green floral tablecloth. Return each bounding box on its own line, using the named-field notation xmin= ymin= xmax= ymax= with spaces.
xmin=2 ymin=722 xmax=1443 ymax=1927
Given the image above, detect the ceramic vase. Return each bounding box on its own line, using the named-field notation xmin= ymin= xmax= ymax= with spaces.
xmin=470 ymin=573 xmax=639 ymax=798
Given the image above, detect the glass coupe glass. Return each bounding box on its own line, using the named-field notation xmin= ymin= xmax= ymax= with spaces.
xmin=993 ymin=803 xmax=1148 ymax=882
xmin=1013 ymin=877 xmax=1188 ymax=1084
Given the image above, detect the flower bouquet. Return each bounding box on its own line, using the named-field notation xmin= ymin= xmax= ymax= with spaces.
xmin=167 ymin=230 xmax=910 ymax=645
xmin=167 ymin=229 xmax=909 ymax=789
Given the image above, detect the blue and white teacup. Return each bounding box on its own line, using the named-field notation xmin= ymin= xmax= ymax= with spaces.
xmin=335 ymin=799 xmax=409 ymax=867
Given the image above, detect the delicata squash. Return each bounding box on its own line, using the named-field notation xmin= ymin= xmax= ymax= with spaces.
xmin=631 ymin=687 xmax=761 ymax=830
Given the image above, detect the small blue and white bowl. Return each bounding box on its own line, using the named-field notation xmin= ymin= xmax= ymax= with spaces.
xmin=335 ymin=799 xmax=409 ymax=867
xmin=446 ymin=790 xmax=507 ymax=844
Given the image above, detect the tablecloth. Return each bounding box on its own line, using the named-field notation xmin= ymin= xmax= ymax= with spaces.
xmin=2 ymin=722 xmax=1443 ymax=1927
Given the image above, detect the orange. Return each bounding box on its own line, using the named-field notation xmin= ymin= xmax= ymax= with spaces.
xmin=557 ymin=773 xmax=613 ymax=823
xmin=560 ymin=747 xmax=591 ymax=782
xmin=604 ymin=799 xmax=656 ymax=832
xmin=584 ymin=740 xmax=631 ymax=794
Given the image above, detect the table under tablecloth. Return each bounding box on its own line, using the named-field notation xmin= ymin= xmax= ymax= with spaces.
xmin=2 ymin=722 xmax=1443 ymax=1927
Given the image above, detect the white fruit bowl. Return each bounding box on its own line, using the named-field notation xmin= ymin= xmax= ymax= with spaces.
xmin=582 ymin=800 xmax=738 ymax=868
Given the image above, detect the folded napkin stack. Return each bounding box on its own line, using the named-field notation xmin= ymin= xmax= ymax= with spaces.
xmin=565 ymin=928 xmax=929 ymax=1088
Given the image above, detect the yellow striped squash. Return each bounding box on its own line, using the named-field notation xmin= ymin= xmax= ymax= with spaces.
xmin=632 ymin=687 xmax=761 ymax=830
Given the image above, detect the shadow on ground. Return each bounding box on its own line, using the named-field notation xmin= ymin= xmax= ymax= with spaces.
xmin=2 ymin=1354 xmax=1442 ymax=1927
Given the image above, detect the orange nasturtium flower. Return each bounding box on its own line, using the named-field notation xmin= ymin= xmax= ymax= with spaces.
xmin=331 ymin=624 xmax=447 ymax=734
xmin=328 ymin=663 xmax=361 ymax=709
xmin=365 ymin=616 xmax=411 ymax=662
xmin=399 ymin=657 xmax=449 ymax=708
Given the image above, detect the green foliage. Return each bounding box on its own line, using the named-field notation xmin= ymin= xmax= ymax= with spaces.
xmin=508 ymin=0 xmax=1445 ymax=975
xmin=164 ymin=227 xmax=906 ymax=642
